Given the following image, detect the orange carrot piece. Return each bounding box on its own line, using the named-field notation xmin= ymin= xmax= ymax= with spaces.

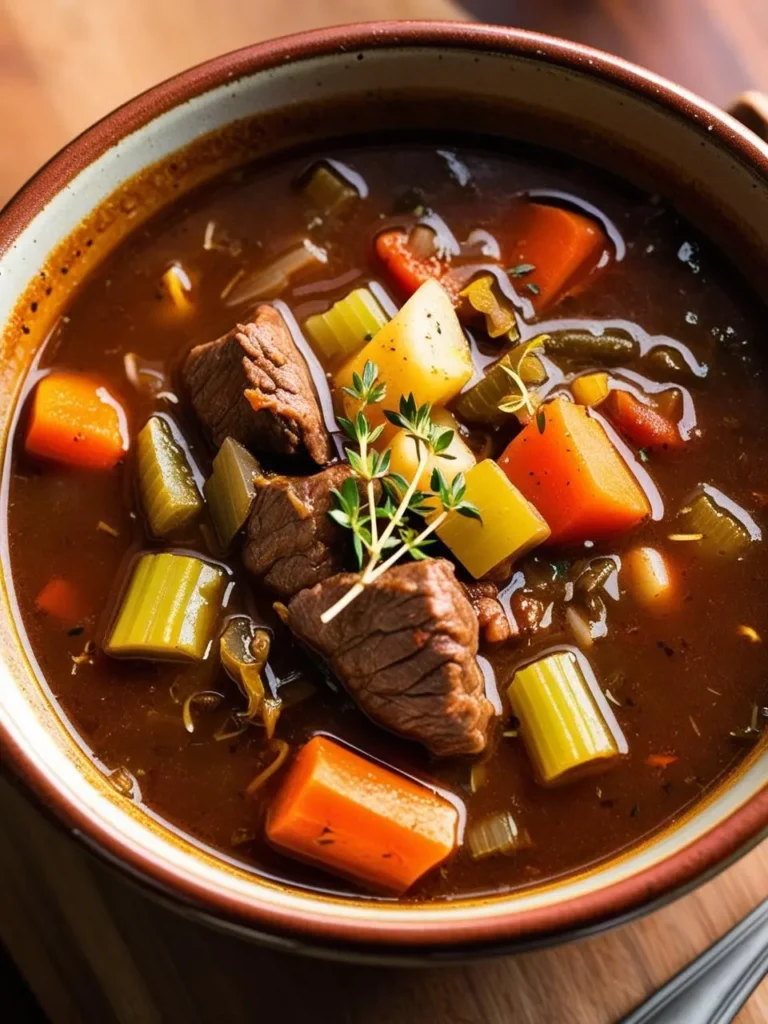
xmin=375 ymin=230 xmax=461 ymax=304
xmin=498 ymin=397 xmax=650 ymax=546
xmin=35 ymin=577 xmax=88 ymax=626
xmin=605 ymin=390 xmax=684 ymax=451
xmin=507 ymin=202 xmax=606 ymax=312
xmin=266 ymin=735 xmax=459 ymax=895
xmin=25 ymin=372 xmax=127 ymax=470
xmin=645 ymin=754 xmax=678 ymax=768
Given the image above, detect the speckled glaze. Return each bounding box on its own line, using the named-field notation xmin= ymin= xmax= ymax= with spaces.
xmin=0 ymin=23 xmax=765 ymax=962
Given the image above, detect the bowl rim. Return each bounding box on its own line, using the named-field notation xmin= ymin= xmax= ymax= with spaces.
xmin=0 ymin=20 xmax=766 ymax=952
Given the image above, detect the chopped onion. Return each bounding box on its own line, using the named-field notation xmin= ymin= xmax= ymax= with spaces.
xmin=182 ymin=691 xmax=223 ymax=734
xmin=470 ymin=761 xmax=488 ymax=793
xmin=566 ymin=606 xmax=594 ymax=650
xmin=245 ymin=739 xmax=290 ymax=796
xmin=161 ymin=263 xmax=193 ymax=313
xmin=123 ymin=352 xmax=167 ymax=395
xmin=467 ymin=811 xmax=531 ymax=861
xmin=226 ymin=240 xmax=327 ymax=307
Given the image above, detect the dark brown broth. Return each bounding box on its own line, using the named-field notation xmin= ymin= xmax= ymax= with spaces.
xmin=6 ymin=139 xmax=768 ymax=900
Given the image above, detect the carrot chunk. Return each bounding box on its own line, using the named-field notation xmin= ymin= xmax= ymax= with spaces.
xmin=25 ymin=372 xmax=127 ymax=470
xmin=266 ymin=735 xmax=459 ymax=894
xmin=507 ymin=203 xmax=606 ymax=312
xmin=645 ymin=753 xmax=678 ymax=768
xmin=605 ymin=390 xmax=684 ymax=451
xmin=35 ymin=577 xmax=88 ymax=626
xmin=498 ymin=397 xmax=650 ymax=546
xmin=375 ymin=230 xmax=460 ymax=303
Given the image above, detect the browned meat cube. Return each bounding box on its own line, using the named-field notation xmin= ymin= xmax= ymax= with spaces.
xmin=243 ymin=464 xmax=352 ymax=598
xmin=462 ymin=581 xmax=515 ymax=645
xmin=183 ymin=304 xmax=331 ymax=464
xmin=287 ymin=559 xmax=495 ymax=757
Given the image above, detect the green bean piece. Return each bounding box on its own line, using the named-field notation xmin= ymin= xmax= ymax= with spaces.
xmin=302 ymin=163 xmax=358 ymax=216
xmin=106 ymin=553 xmax=226 ymax=661
xmin=544 ymin=328 xmax=638 ymax=365
xmin=644 ymin=346 xmax=691 ymax=379
xmin=304 ymin=287 xmax=389 ymax=362
xmin=137 ymin=417 xmax=202 ymax=536
xmin=575 ymin=556 xmax=617 ymax=595
xmin=678 ymin=491 xmax=754 ymax=557
xmin=508 ymin=650 xmax=627 ymax=786
xmin=453 ymin=342 xmax=547 ymax=427
xmin=204 ymin=438 xmax=261 ymax=550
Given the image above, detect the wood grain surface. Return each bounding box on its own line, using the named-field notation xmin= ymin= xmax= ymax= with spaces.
xmin=0 ymin=2 xmax=766 ymax=1023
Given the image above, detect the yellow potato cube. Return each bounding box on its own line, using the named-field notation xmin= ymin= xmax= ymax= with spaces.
xmin=571 ymin=372 xmax=609 ymax=407
xmin=335 ymin=279 xmax=473 ymax=436
xmin=434 ymin=459 xmax=550 ymax=578
xmin=387 ymin=409 xmax=476 ymax=494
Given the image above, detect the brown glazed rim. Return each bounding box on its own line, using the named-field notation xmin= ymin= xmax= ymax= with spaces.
xmin=0 ymin=21 xmax=767 ymax=953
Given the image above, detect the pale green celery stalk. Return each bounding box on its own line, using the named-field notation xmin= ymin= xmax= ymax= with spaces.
xmin=508 ymin=650 xmax=627 ymax=786
xmin=204 ymin=437 xmax=261 ymax=549
xmin=304 ymin=287 xmax=389 ymax=362
xmin=106 ymin=553 xmax=226 ymax=661
xmin=137 ymin=417 xmax=202 ymax=536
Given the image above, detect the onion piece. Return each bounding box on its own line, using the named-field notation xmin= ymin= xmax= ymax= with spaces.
xmin=622 ymin=546 xmax=677 ymax=614
xmin=123 ymin=352 xmax=167 ymax=396
xmin=182 ymin=691 xmax=223 ymax=734
xmin=566 ymin=606 xmax=594 ymax=650
xmin=467 ymin=811 xmax=531 ymax=861
xmin=245 ymin=739 xmax=290 ymax=796
xmin=225 ymin=240 xmax=327 ymax=307
xmin=161 ymin=263 xmax=193 ymax=313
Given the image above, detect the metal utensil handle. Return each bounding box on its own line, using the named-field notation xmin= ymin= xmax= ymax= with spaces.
xmin=728 ymin=92 xmax=768 ymax=141
xmin=619 ymin=899 xmax=768 ymax=1024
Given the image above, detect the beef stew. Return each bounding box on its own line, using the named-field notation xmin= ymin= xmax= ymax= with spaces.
xmin=7 ymin=138 xmax=767 ymax=900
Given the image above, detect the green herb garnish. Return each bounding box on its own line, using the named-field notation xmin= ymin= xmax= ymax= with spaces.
xmin=526 ymin=282 xmax=541 ymax=296
xmin=497 ymin=336 xmax=546 ymax=418
xmin=322 ymin=361 xmax=481 ymax=623
xmin=508 ymin=263 xmax=536 ymax=278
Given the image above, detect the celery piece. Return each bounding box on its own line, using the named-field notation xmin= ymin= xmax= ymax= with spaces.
xmin=545 ymin=328 xmax=637 ymax=364
xmin=204 ymin=438 xmax=261 ymax=550
xmin=508 ymin=650 xmax=627 ymax=786
xmin=106 ymin=553 xmax=226 ymax=661
xmin=453 ymin=344 xmax=547 ymax=427
xmin=678 ymin=489 xmax=756 ymax=557
xmin=304 ymin=287 xmax=389 ymax=362
xmin=302 ymin=163 xmax=358 ymax=216
xmin=137 ymin=416 xmax=202 ymax=536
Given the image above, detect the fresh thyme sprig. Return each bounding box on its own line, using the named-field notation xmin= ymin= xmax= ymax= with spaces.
xmin=497 ymin=335 xmax=549 ymax=419
xmin=322 ymin=361 xmax=481 ymax=623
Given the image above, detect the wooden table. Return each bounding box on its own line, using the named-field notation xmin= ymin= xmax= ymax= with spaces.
xmin=0 ymin=2 xmax=766 ymax=1022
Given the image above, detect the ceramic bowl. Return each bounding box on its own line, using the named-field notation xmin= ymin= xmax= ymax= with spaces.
xmin=0 ymin=22 xmax=765 ymax=962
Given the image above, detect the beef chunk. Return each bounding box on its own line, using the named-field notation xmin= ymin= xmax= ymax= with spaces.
xmin=287 ymin=559 xmax=494 ymax=757
xmin=463 ymin=581 xmax=515 ymax=644
xmin=183 ymin=304 xmax=331 ymax=464
xmin=243 ymin=464 xmax=352 ymax=598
